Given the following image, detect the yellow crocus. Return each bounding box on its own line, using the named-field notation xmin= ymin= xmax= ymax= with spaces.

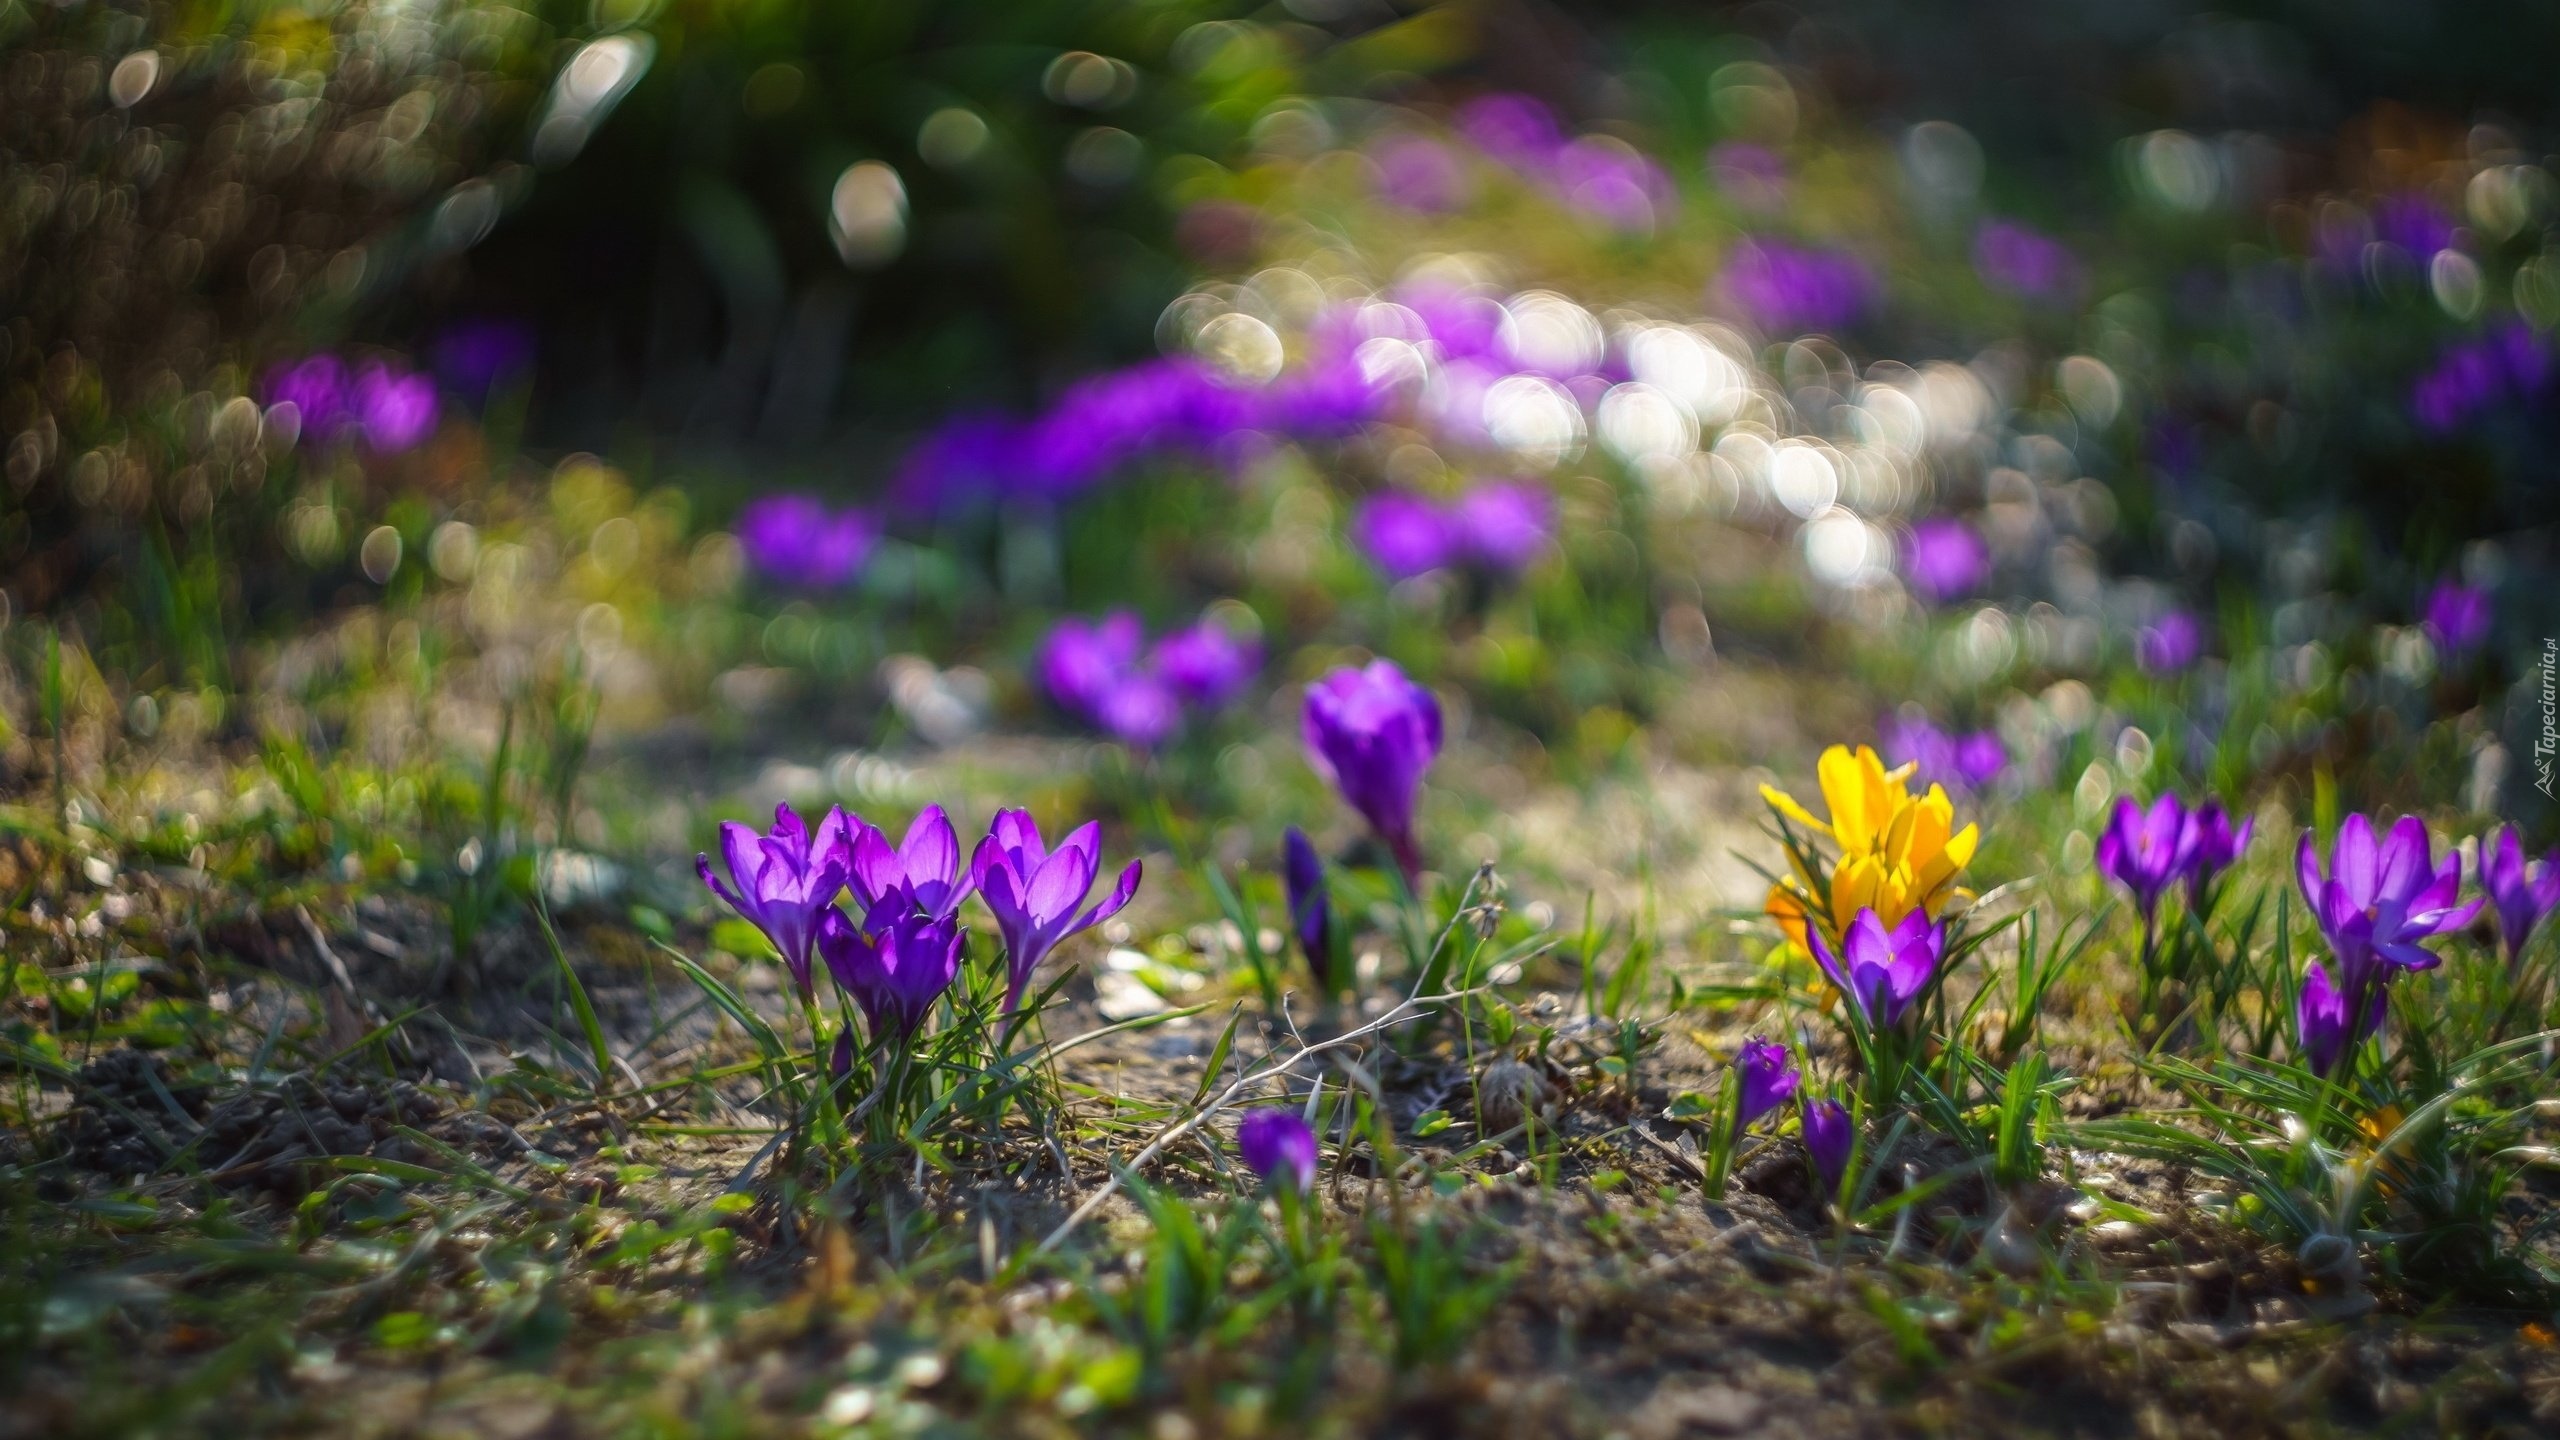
xmin=1760 ymin=744 xmax=1978 ymax=949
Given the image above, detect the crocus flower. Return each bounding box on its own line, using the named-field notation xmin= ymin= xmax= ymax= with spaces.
xmin=1455 ymin=93 xmax=1563 ymax=168
xmin=1801 ymin=1097 xmax=1853 ymax=1190
xmin=737 ymin=494 xmax=879 ymax=589
xmin=2372 ymin=193 xmax=2456 ymax=257
xmin=2135 ymin=611 xmax=2204 ymax=673
xmin=696 ymin=803 xmax=856 ymax=997
xmin=1302 ymin=660 xmax=1443 ymax=880
xmin=850 ymin=805 xmax=975 ymax=923
xmin=1973 ymin=220 xmax=2082 ymax=304
xmin=1721 ymin=240 xmax=1873 ymax=334
xmin=350 ymin=363 xmax=440 ymax=452
xmin=1952 ymin=733 xmax=2009 ymax=790
xmin=1761 ymin=745 xmax=1978 ymax=951
xmin=1734 ymin=1037 xmax=1800 ymax=1130
xmin=1804 ymin=908 xmax=1947 ymax=1030
xmin=2294 ymin=960 xmax=2379 ymax=1078
xmin=1237 ymin=1108 xmax=1319 ymax=1193
xmin=2297 ymin=815 xmax=2483 ymax=1023
xmin=1038 ymin=612 xmax=1146 ymax=720
xmin=1150 ymin=619 xmax=1261 ymax=708
xmin=1902 ymin=518 xmax=1990 ymax=603
xmin=2483 ymin=826 xmax=2560 ymax=969
xmin=1550 ymin=136 xmax=1674 ymax=232
xmin=1453 ymin=482 xmax=1554 ymax=571
xmin=2182 ymin=800 xmax=2253 ymax=909
xmin=431 ymin=318 xmax=535 ymax=400
xmin=1283 ymin=826 xmax=1341 ymax=993
xmin=1369 ymin=133 xmax=1468 ymax=212
xmin=1094 ymin=671 xmax=1181 ymax=749
xmin=2097 ymin=794 xmax=2194 ymax=925
xmin=1353 ymin=493 xmax=1461 ymax=579
xmin=971 ymin=810 xmax=1143 ymax=1011
xmin=1879 ymin=715 xmax=2004 ymax=793
xmin=265 ymin=355 xmax=350 ymax=436
xmin=817 ymin=908 xmax=964 ymax=1040
xmin=2422 ymin=580 xmax=2491 ymax=654
xmin=831 ymin=1026 xmax=854 ymax=1079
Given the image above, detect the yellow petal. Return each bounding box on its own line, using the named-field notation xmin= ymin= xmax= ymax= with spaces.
xmin=1758 ymin=783 xmax=1832 ymax=839
xmin=1764 ymin=881 xmax=1812 ymax=950
xmin=1820 ymin=747 xmax=1879 ymax=854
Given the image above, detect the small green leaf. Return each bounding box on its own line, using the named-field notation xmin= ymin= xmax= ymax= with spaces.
xmin=1412 ymin=1108 xmax=1453 ymax=1137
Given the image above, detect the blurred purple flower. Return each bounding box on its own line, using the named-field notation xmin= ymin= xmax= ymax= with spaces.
xmin=2372 ymin=193 xmax=2456 ymax=256
xmin=695 ymin=803 xmax=856 ymax=998
xmin=1283 ymin=826 xmax=1341 ymax=994
xmin=265 ymin=355 xmax=350 ymax=435
xmin=737 ymin=494 xmax=879 ymax=589
xmin=1302 ymin=660 xmax=1442 ymax=880
xmin=1370 ymin=133 xmax=1469 ymax=212
xmin=891 ymin=414 xmax=1022 ymax=513
xmin=818 ymin=908 xmax=964 ymax=1041
xmin=1806 ymin=908 xmax=1946 ymax=1030
xmin=350 ymin=364 xmax=439 ymax=452
xmin=431 ymin=318 xmax=535 ymax=399
xmin=1973 ymin=220 xmax=2082 ymax=303
xmin=970 ymin=810 xmax=1142 ymax=1011
xmin=1094 ymin=671 xmax=1182 ymax=749
xmin=1453 ymin=481 xmax=1554 ymax=571
xmin=1455 ymin=93 xmax=1563 ymax=167
xmin=2484 ymin=825 xmax=2560 ymax=970
xmin=1150 ymin=619 xmax=1261 ymax=708
xmin=1734 ymin=1037 xmax=1799 ymax=1130
xmin=1550 ymin=137 xmax=1675 ymax=232
xmin=1880 ymin=714 xmax=2005 ymax=792
xmin=1038 ymin=612 xmax=1146 ymax=720
xmin=1353 ymin=493 xmax=1462 ymax=579
xmin=1707 ymin=141 xmax=1788 ymax=213
xmin=1800 ymin=1097 xmax=1852 ymax=1190
xmin=2135 ymin=611 xmax=2205 ymax=673
xmin=849 ymin=805 xmax=975 ymax=924
xmin=1901 ymin=517 xmax=1990 ymax=602
xmin=2412 ymin=322 xmax=2550 ymax=432
xmin=2422 ymin=579 xmax=2491 ymax=653
xmin=1237 ymin=1109 xmax=1319 ymax=1193
xmin=1722 ymin=240 xmax=1873 ymax=333
xmin=1394 ymin=283 xmax=1513 ymax=365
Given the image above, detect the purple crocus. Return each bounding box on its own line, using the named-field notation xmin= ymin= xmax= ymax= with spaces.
xmin=2297 ymin=815 xmax=2484 ymax=1027
xmin=1038 ymin=612 xmax=1146 ymax=720
xmin=817 ymin=907 xmax=964 ymax=1041
xmin=1453 ymin=482 xmax=1554 ymax=571
xmin=2182 ymin=800 xmax=2253 ymax=909
xmin=1901 ymin=518 xmax=1990 ymax=603
xmin=2294 ymin=960 xmax=2362 ymax=1078
xmin=970 ymin=809 xmax=1143 ymax=1012
xmin=1150 ymin=620 xmax=1261 ymax=708
xmin=1734 ymin=1037 xmax=1800 ymax=1130
xmin=2135 ymin=611 xmax=2205 ymax=673
xmin=1237 ymin=1108 xmax=1319 ymax=1194
xmin=431 ymin=318 xmax=535 ymax=399
xmin=2097 ymin=794 xmax=2194 ymax=924
xmin=265 ymin=355 xmax=351 ymax=436
xmin=850 ymin=805 xmax=975 ymax=923
xmin=1353 ymin=493 xmax=1461 ymax=579
xmin=1805 ymin=908 xmax=1947 ymax=1030
xmin=2372 ymin=193 xmax=2456 ymax=256
xmin=1370 ymin=133 xmax=1469 ymax=212
xmin=350 ymin=363 xmax=440 ymax=452
xmin=1720 ymin=240 xmax=1873 ymax=334
xmin=1973 ymin=220 xmax=2083 ymax=304
xmin=1455 ymin=93 xmax=1563 ymax=168
xmin=2483 ymin=826 xmax=2560 ymax=970
xmin=1093 ymin=671 xmax=1181 ymax=749
xmin=1880 ymin=714 xmax=2005 ymax=793
xmin=736 ymin=494 xmax=879 ymax=590
xmin=696 ymin=803 xmax=856 ymax=997
xmin=1283 ymin=826 xmax=1340 ymax=993
xmin=1550 ymin=136 xmax=1674 ymax=232
xmin=1301 ymin=661 xmax=1443 ymax=880
xmin=1800 ymin=1097 xmax=1853 ymax=1190
xmin=2422 ymin=580 xmax=2491 ymax=654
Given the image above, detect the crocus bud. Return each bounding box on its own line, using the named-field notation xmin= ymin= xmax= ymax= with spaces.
xmin=1801 ymin=1098 xmax=1852 ymax=1190
xmin=1237 ymin=1109 xmax=1319 ymax=1193
xmin=1733 ymin=1037 xmax=1799 ymax=1131
xmin=1283 ymin=827 xmax=1339 ymax=993
xmin=1301 ymin=660 xmax=1442 ymax=880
